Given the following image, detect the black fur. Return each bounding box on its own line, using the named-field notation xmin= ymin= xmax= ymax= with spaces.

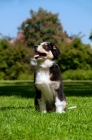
xmin=49 ymin=43 xmax=60 ymax=60
xmin=49 ymin=64 xmax=66 ymax=101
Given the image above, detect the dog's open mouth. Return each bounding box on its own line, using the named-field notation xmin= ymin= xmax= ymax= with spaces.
xmin=34 ymin=52 xmax=46 ymax=59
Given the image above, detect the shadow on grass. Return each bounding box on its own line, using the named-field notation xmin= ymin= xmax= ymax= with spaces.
xmin=64 ymin=81 xmax=92 ymax=97
xmin=0 ymin=81 xmax=92 ymax=98
xmin=0 ymin=106 xmax=33 ymax=111
xmin=0 ymin=82 xmax=35 ymax=98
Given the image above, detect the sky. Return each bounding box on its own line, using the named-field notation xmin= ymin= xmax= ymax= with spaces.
xmin=0 ymin=0 xmax=92 ymax=44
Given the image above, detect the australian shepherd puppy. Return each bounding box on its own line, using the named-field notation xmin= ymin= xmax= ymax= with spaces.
xmin=32 ymin=42 xmax=66 ymax=113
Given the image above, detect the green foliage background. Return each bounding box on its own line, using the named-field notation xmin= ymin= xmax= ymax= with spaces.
xmin=0 ymin=39 xmax=32 ymax=80
xmin=0 ymin=8 xmax=92 ymax=80
xmin=58 ymin=38 xmax=92 ymax=71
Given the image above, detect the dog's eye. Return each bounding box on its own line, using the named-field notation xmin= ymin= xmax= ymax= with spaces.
xmin=45 ymin=43 xmax=48 ymax=46
xmin=43 ymin=45 xmax=49 ymax=51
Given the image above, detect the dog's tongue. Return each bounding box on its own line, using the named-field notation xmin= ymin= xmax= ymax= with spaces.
xmin=34 ymin=54 xmax=39 ymax=59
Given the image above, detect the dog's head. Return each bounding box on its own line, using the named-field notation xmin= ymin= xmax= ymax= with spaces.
xmin=34 ymin=42 xmax=60 ymax=60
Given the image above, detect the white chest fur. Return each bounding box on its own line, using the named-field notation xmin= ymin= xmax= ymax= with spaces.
xmin=35 ymin=68 xmax=60 ymax=102
xmin=36 ymin=69 xmax=50 ymax=84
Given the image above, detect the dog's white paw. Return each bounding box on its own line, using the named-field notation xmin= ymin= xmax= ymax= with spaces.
xmin=30 ymin=58 xmax=37 ymax=66
xmin=56 ymin=106 xmax=65 ymax=114
xmin=42 ymin=110 xmax=47 ymax=113
xmin=56 ymin=110 xmax=65 ymax=114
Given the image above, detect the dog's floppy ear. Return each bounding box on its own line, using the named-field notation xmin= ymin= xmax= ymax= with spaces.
xmin=50 ymin=43 xmax=60 ymax=59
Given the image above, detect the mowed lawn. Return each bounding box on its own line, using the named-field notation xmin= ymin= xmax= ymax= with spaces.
xmin=0 ymin=81 xmax=92 ymax=140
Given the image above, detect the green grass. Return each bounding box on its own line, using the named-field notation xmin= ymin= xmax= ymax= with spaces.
xmin=0 ymin=81 xmax=92 ymax=140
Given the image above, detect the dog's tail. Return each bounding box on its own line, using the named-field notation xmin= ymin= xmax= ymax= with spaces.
xmin=67 ymin=106 xmax=77 ymax=110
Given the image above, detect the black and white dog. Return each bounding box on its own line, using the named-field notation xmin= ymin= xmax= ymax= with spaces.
xmin=31 ymin=42 xmax=66 ymax=113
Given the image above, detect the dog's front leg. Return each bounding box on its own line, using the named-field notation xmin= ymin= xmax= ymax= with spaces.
xmin=55 ymin=97 xmax=66 ymax=113
xmin=38 ymin=98 xmax=47 ymax=113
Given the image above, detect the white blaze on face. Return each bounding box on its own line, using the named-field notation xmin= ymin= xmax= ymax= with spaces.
xmin=37 ymin=45 xmax=48 ymax=54
xmin=40 ymin=42 xmax=49 ymax=45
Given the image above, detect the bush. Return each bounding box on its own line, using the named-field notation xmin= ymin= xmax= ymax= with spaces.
xmin=17 ymin=73 xmax=34 ymax=80
xmin=58 ymin=38 xmax=92 ymax=72
xmin=62 ymin=69 xmax=92 ymax=80
xmin=0 ymin=72 xmax=5 ymax=80
xmin=0 ymin=39 xmax=32 ymax=80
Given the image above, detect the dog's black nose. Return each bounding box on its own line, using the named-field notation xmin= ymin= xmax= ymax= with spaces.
xmin=34 ymin=45 xmax=38 ymax=51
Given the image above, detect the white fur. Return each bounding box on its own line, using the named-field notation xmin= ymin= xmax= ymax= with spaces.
xmin=67 ymin=106 xmax=77 ymax=110
xmin=40 ymin=42 xmax=49 ymax=45
xmin=55 ymin=97 xmax=66 ymax=113
xmin=30 ymin=58 xmax=37 ymax=66
xmin=38 ymin=59 xmax=55 ymax=68
xmin=35 ymin=67 xmax=60 ymax=102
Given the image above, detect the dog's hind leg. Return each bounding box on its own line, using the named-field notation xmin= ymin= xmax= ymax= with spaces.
xmin=55 ymin=97 xmax=66 ymax=113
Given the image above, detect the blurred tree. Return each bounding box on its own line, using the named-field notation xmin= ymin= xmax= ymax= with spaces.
xmin=89 ymin=29 xmax=92 ymax=40
xmin=0 ymin=39 xmax=31 ymax=80
xmin=58 ymin=38 xmax=92 ymax=72
xmin=18 ymin=8 xmax=67 ymax=47
xmin=89 ymin=29 xmax=92 ymax=48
